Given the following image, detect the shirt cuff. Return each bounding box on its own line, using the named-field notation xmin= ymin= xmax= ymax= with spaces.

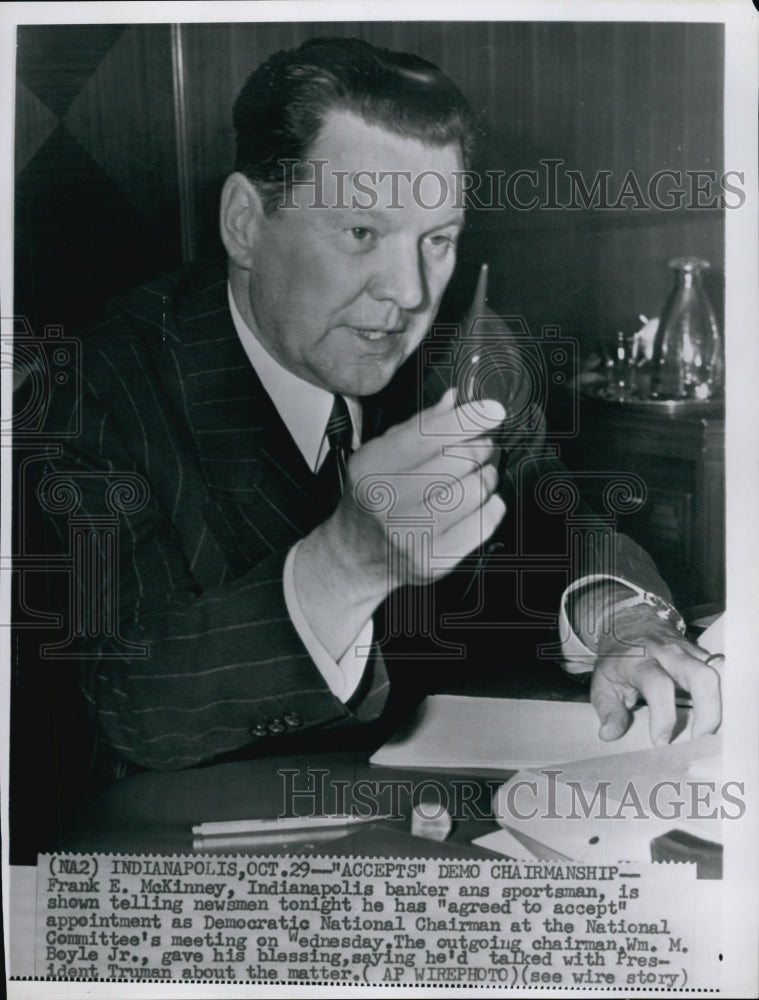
xmin=559 ymin=576 xmax=602 ymax=674
xmin=283 ymin=542 xmax=372 ymax=702
xmin=559 ymin=574 xmax=685 ymax=674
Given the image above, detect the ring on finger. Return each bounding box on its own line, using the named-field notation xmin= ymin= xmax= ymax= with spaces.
xmin=705 ymin=653 xmax=725 ymax=666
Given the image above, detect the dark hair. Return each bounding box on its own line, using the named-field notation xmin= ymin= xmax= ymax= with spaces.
xmin=233 ymin=36 xmax=479 ymax=213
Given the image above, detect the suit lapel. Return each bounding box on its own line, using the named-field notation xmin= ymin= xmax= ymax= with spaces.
xmin=172 ymin=268 xmax=327 ymax=572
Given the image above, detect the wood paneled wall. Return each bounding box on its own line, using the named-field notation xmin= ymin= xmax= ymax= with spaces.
xmin=15 ymin=24 xmax=180 ymax=334
xmin=15 ymin=21 xmax=724 ymax=352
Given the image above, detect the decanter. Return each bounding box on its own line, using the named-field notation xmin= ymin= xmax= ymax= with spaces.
xmin=650 ymin=256 xmax=723 ymax=400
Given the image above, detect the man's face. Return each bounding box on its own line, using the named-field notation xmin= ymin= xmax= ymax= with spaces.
xmin=238 ymin=109 xmax=465 ymax=397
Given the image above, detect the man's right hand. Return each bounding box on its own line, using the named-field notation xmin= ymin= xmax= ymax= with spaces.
xmin=293 ymin=388 xmax=507 ymax=662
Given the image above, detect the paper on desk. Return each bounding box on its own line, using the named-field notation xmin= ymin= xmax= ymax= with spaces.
xmin=473 ymin=826 xmax=572 ymax=861
xmin=369 ymin=695 xmax=692 ymax=770
xmin=487 ymin=734 xmax=723 ymax=863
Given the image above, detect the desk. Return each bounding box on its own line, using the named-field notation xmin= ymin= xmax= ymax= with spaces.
xmin=60 ymin=750 xmax=513 ymax=860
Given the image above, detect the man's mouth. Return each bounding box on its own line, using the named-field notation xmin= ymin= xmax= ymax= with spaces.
xmin=350 ymin=326 xmax=405 ymax=341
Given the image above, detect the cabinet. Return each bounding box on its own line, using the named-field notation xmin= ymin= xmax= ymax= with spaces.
xmin=557 ymin=396 xmax=725 ymax=609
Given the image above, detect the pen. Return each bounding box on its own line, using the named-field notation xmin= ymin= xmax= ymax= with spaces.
xmin=192 ymin=828 xmax=359 ymax=851
xmin=191 ymin=814 xmax=391 ymax=837
xmin=467 ymin=262 xmax=489 ymax=325
xmin=456 ymin=263 xmax=489 ymax=404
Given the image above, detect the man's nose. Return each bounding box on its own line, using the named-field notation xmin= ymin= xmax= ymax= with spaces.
xmin=367 ymin=243 xmax=427 ymax=311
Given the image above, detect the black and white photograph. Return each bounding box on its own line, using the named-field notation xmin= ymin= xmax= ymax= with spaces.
xmin=1 ymin=1 xmax=757 ymax=995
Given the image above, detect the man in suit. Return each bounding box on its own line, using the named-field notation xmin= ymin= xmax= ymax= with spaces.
xmin=33 ymin=37 xmax=721 ymax=778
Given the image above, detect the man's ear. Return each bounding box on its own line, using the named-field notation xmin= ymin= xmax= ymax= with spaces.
xmin=219 ymin=172 xmax=265 ymax=268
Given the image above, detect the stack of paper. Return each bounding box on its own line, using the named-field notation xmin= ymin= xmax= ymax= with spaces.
xmin=370 ymin=694 xmax=723 ymax=865
xmin=481 ymin=733 xmax=722 ymax=862
xmin=369 ymin=695 xmax=692 ymax=771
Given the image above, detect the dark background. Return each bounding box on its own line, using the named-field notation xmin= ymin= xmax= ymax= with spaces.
xmin=11 ymin=21 xmax=726 ymax=862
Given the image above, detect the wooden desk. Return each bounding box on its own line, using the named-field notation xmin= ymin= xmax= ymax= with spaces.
xmin=59 ymin=750 xmax=512 ymax=860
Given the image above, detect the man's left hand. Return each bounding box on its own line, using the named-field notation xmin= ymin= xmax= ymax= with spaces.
xmin=589 ymin=605 xmax=722 ymax=745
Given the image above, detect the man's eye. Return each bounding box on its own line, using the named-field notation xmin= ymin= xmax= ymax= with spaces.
xmin=425 ymin=233 xmax=457 ymax=256
xmin=339 ymin=227 xmax=378 ymax=252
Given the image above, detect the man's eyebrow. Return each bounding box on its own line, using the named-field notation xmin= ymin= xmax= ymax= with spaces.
xmin=435 ymin=214 xmax=466 ymax=233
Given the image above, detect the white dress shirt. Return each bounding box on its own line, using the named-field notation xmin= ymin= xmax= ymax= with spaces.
xmin=228 ymin=286 xmax=369 ymax=701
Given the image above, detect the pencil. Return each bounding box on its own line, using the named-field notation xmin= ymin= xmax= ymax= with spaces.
xmin=192 ymin=828 xmax=354 ymax=851
xmin=191 ymin=814 xmax=390 ymax=837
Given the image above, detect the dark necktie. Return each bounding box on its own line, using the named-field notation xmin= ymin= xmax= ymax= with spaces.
xmin=325 ymin=394 xmax=353 ymax=492
xmin=318 ymin=396 xmax=390 ymax=718
xmin=316 ymin=394 xmax=354 ymax=510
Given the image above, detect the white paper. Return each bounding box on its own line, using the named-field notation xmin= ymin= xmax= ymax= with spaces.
xmin=490 ymin=734 xmax=724 ymax=863
xmin=370 ymin=695 xmax=692 ymax=770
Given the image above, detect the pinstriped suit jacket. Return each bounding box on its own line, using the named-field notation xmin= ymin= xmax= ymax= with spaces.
xmin=39 ymin=263 xmax=398 ymax=771
xmin=38 ymin=262 xmax=670 ymax=772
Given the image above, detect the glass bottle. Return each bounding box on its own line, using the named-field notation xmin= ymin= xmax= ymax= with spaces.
xmin=649 ymin=257 xmax=723 ymax=400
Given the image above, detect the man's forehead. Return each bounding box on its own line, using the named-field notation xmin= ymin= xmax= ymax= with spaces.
xmin=309 ymin=108 xmax=462 ymax=173
xmin=296 ymin=108 xmax=466 ymax=215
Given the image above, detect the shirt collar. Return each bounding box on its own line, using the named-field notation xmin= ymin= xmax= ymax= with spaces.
xmin=228 ymin=284 xmax=361 ymax=472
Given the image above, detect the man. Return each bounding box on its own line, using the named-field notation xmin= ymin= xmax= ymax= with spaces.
xmin=33 ymin=37 xmax=720 ymax=776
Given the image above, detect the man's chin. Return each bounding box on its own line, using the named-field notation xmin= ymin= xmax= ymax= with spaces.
xmin=345 ymin=363 xmax=406 ymax=398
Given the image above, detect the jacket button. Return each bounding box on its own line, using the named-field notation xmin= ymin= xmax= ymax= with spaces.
xmin=249 ymin=723 xmax=268 ymax=738
xmin=283 ymin=712 xmax=302 ymax=728
xmin=268 ymin=718 xmax=286 ymax=734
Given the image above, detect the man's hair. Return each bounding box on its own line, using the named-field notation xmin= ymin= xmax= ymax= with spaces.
xmin=233 ymin=36 xmax=479 ymax=213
